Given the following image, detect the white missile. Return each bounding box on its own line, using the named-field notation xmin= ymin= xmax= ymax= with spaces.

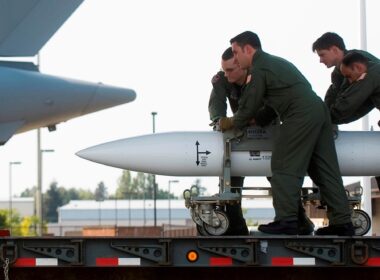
xmin=76 ymin=129 xmax=380 ymax=177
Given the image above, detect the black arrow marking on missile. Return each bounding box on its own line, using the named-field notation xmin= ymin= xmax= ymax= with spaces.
xmin=195 ymin=141 xmax=211 ymax=166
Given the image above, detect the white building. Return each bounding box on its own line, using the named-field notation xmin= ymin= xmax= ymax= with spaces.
xmin=0 ymin=197 xmax=34 ymax=217
xmin=52 ymin=198 xmax=275 ymax=236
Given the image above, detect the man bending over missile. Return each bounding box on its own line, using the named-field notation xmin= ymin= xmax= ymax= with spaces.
xmin=313 ymin=33 xmax=380 ymax=191
xmin=329 ymin=51 xmax=380 ymax=124
xmin=312 ymin=32 xmax=379 ymax=125
xmin=220 ymin=31 xmax=354 ymax=235
xmin=208 ymin=47 xmax=249 ymax=235
xmin=209 ymin=47 xmax=314 ymax=235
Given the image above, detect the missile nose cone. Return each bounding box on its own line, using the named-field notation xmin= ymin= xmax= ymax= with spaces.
xmin=76 ymin=139 xmax=124 ymax=167
xmin=81 ymin=83 xmax=136 ymax=115
xmin=76 ymin=131 xmax=225 ymax=176
xmin=76 ymin=146 xmax=101 ymax=162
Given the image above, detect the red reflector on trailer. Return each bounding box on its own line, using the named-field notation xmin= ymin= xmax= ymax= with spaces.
xmin=13 ymin=258 xmax=57 ymax=267
xmin=96 ymin=257 xmax=141 ymax=266
xmin=0 ymin=229 xmax=10 ymax=236
xmin=272 ymin=257 xmax=315 ymax=266
xmin=209 ymin=257 xmax=232 ymax=266
xmin=14 ymin=258 xmax=36 ymax=267
xmin=272 ymin=257 xmax=293 ymax=266
xmin=366 ymin=258 xmax=380 ymax=266
xmin=96 ymin=258 xmax=118 ymax=266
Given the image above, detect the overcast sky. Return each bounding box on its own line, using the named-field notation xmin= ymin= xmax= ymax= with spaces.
xmin=1 ymin=0 xmax=380 ymax=200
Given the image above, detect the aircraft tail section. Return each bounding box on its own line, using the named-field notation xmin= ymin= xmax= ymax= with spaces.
xmin=0 ymin=61 xmax=38 ymax=71
xmin=0 ymin=0 xmax=84 ymax=57
xmin=0 ymin=120 xmax=24 ymax=145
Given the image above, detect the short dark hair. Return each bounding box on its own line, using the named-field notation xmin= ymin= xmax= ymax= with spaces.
xmin=312 ymin=32 xmax=346 ymax=52
xmin=230 ymin=31 xmax=261 ymax=49
xmin=222 ymin=47 xmax=233 ymax=60
xmin=342 ymin=51 xmax=369 ymax=67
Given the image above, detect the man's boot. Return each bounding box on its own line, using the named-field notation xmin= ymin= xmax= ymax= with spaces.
xmin=298 ymin=205 xmax=315 ymax=235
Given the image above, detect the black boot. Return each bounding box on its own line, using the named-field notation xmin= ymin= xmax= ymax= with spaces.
xmin=315 ymin=222 xmax=355 ymax=236
xmin=225 ymin=177 xmax=249 ymax=235
xmin=298 ymin=206 xmax=315 ymax=235
xmin=225 ymin=203 xmax=249 ymax=235
xmin=258 ymin=220 xmax=298 ymax=235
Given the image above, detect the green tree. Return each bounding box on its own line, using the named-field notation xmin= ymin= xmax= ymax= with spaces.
xmin=114 ymin=171 xmax=179 ymax=200
xmin=43 ymin=181 xmax=64 ymax=223
xmin=145 ymin=174 xmax=154 ymax=199
xmin=115 ymin=170 xmax=132 ymax=199
xmin=64 ymin=188 xmax=80 ymax=202
xmin=156 ymin=188 xmax=177 ymax=199
xmin=20 ymin=216 xmax=40 ymax=236
xmin=76 ymin=188 xmax=95 ymax=200
xmin=192 ymin=179 xmax=206 ymax=196
xmin=0 ymin=209 xmax=8 ymax=228
xmin=20 ymin=186 xmax=36 ymax=197
xmin=130 ymin=172 xmax=148 ymax=199
xmin=95 ymin=181 xmax=108 ymax=201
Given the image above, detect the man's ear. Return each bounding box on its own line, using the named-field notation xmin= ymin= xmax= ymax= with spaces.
xmin=331 ymin=46 xmax=342 ymax=55
xmin=242 ymin=44 xmax=249 ymax=54
xmin=355 ymin=62 xmax=367 ymax=74
xmin=245 ymin=44 xmax=256 ymax=56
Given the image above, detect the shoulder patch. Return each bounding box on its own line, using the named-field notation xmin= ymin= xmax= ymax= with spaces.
xmin=246 ymin=74 xmax=252 ymax=84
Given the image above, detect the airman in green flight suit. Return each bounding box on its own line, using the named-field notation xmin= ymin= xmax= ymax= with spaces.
xmin=312 ymin=32 xmax=379 ymax=124
xmin=332 ymin=51 xmax=380 ymax=123
xmin=220 ymin=31 xmax=353 ymax=235
xmin=208 ymin=47 xmax=249 ymax=235
xmin=210 ymin=47 xmax=314 ymax=235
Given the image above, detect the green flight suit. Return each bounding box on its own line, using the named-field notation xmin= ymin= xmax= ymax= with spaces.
xmin=233 ymin=49 xmax=351 ymax=225
xmin=209 ymin=71 xmax=242 ymax=121
xmin=329 ymin=62 xmax=380 ymax=123
xmin=208 ymin=71 xmax=248 ymax=235
xmin=325 ymin=49 xmax=379 ymax=124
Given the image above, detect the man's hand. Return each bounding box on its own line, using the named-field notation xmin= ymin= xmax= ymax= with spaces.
xmin=219 ymin=117 xmax=234 ymax=131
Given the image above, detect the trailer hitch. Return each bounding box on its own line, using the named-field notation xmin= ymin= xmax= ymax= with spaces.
xmin=0 ymin=242 xmax=17 ymax=265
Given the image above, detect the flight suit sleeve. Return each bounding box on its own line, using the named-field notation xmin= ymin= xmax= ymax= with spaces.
xmin=255 ymin=105 xmax=277 ymax=127
xmin=208 ymin=72 xmax=229 ymax=121
xmin=329 ymin=76 xmax=375 ymax=124
xmin=233 ymin=70 xmax=266 ymax=129
xmin=324 ymin=84 xmax=338 ymax=108
xmin=325 ymin=67 xmax=347 ymax=108
xmin=334 ymin=100 xmax=374 ymax=124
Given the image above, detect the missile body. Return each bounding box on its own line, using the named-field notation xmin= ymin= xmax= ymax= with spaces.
xmin=77 ymin=129 xmax=380 ymax=177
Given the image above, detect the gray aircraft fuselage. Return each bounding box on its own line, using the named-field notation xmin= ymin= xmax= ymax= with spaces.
xmin=0 ymin=0 xmax=137 ymax=145
xmin=0 ymin=64 xmax=136 ymax=144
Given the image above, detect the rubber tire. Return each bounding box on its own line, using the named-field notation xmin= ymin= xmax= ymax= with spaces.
xmin=352 ymin=209 xmax=371 ymax=236
xmin=203 ymin=210 xmax=230 ymax=236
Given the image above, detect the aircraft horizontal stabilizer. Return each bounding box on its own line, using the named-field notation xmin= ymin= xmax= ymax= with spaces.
xmin=0 ymin=120 xmax=24 ymax=145
xmin=0 ymin=61 xmax=38 ymax=71
xmin=0 ymin=0 xmax=84 ymax=56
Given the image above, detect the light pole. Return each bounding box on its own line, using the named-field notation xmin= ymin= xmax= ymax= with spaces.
xmin=36 ymin=128 xmax=54 ymax=236
xmin=143 ymin=183 xmax=146 ymax=226
xmin=9 ymin=161 xmax=21 ymax=233
xmin=128 ymin=194 xmax=131 ymax=226
xmin=115 ymin=198 xmax=118 ymax=227
xmin=359 ymin=0 xmax=371 ymax=236
xmin=98 ymin=200 xmax=102 ymax=226
xmin=168 ymin=180 xmax=179 ymax=229
xmin=151 ymin=112 xmax=157 ymax=227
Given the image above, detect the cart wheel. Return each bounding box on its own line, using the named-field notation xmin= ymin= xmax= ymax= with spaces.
xmin=196 ymin=224 xmax=210 ymax=236
xmin=203 ymin=210 xmax=230 ymax=236
xmin=351 ymin=209 xmax=371 ymax=236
